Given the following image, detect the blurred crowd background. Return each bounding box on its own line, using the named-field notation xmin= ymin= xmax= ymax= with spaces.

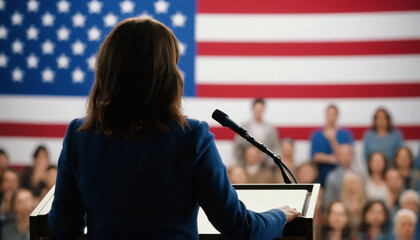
xmin=0 ymin=98 xmax=419 ymax=240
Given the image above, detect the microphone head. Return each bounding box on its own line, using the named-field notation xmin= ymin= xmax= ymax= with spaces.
xmin=212 ymin=109 xmax=229 ymax=126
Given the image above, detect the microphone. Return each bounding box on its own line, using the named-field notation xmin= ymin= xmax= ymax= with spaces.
xmin=212 ymin=109 xmax=248 ymax=138
xmin=212 ymin=109 xmax=297 ymax=184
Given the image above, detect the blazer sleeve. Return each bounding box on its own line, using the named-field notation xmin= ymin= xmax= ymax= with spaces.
xmin=48 ymin=119 xmax=85 ymax=239
xmin=192 ymin=121 xmax=286 ymax=240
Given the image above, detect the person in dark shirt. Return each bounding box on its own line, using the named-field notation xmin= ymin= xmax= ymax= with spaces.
xmin=48 ymin=17 xmax=300 ymax=240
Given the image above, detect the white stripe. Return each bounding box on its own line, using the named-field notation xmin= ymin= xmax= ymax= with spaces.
xmin=196 ymin=12 xmax=420 ymax=42
xmin=183 ymin=97 xmax=420 ymax=126
xmin=196 ymin=55 xmax=420 ymax=84
xmin=1 ymin=96 xmax=420 ymax=126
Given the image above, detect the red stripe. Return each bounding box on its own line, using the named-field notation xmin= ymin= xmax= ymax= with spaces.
xmin=197 ymin=83 xmax=420 ymax=98
xmin=210 ymin=126 xmax=420 ymax=141
xmin=198 ymin=40 xmax=420 ymax=56
xmin=0 ymin=122 xmax=67 ymax=138
xmin=198 ymin=0 xmax=420 ymax=13
xmin=0 ymin=122 xmax=419 ymax=140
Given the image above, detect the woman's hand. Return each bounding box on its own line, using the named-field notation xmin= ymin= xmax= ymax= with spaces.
xmin=279 ymin=206 xmax=301 ymax=223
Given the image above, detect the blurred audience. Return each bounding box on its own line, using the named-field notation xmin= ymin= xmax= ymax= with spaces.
xmin=310 ymin=104 xmax=354 ymax=186
xmin=415 ymin=145 xmax=420 ymax=169
xmin=358 ymin=200 xmax=389 ymax=240
xmin=365 ymin=152 xmax=389 ymax=203
xmin=385 ymin=168 xmax=404 ymax=209
xmin=393 ymin=209 xmax=417 ymax=240
xmin=296 ymin=162 xmax=318 ymax=184
xmin=21 ymin=145 xmax=51 ymax=197
xmin=321 ymin=201 xmax=355 ymax=240
xmin=0 ymin=150 xmax=9 ymax=175
xmin=393 ymin=147 xmax=420 ymax=192
xmin=323 ymin=144 xmax=354 ymax=210
xmin=39 ymin=166 xmax=58 ymax=199
xmin=363 ymin=108 xmax=403 ymax=164
xmin=1 ymin=188 xmax=34 ymax=240
xmin=340 ymin=171 xmax=366 ymax=230
xmin=233 ymin=98 xmax=279 ymax=168
xmin=398 ymin=190 xmax=420 ymax=240
xmin=0 ymin=169 xmax=20 ymax=223
xmin=279 ymin=138 xmax=295 ymax=172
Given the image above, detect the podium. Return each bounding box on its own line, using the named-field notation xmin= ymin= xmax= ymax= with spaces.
xmin=30 ymin=184 xmax=320 ymax=240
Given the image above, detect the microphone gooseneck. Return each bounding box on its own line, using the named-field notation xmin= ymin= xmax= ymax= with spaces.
xmin=212 ymin=109 xmax=298 ymax=184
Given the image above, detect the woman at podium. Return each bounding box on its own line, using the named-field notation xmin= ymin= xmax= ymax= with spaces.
xmin=47 ymin=17 xmax=300 ymax=240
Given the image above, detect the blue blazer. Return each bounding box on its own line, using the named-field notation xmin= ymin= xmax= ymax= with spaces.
xmin=48 ymin=118 xmax=286 ymax=239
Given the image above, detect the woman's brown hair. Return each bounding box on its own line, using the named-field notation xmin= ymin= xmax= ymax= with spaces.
xmin=79 ymin=17 xmax=186 ymax=138
xmin=371 ymin=107 xmax=393 ymax=133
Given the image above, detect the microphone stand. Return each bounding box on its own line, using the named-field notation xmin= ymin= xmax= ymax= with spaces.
xmin=238 ymin=131 xmax=297 ymax=184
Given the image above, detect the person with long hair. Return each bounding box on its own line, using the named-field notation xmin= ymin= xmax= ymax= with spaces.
xmin=321 ymin=201 xmax=355 ymax=240
xmin=47 ymin=18 xmax=300 ymax=239
xmin=365 ymin=152 xmax=389 ymax=203
xmin=363 ymin=108 xmax=403 ymax=164
xmin=393 ymin=147 xmax=420 ymax=192
xmin=358 ymin=200 xmax=389 ymax=240
xmin=340 ymin=171 xmax=367 ymax=230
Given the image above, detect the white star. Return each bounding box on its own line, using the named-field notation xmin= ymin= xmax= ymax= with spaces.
xmin=41 ymin=12 xmax=55 ymax=27
xmin=178 ymin=41 xmax=187 ymax=56
xmin=87 ymin=26 xmax=101 ymax=41
xmin=87 ymin=0 xmax=103 ymax=14
xmin=57 ymin=0 xmax=70 ymax=13
xmin=0 ymin=0 xmax=5 ymax=11
xmin=27 ymin=0 xmax=39 ymax=12
xmin=41 ymin=39 xmax=55 ymax=55
xmin=71 ymin=40 xmax=86 ymax=55
xmin=26 ymin=53 xmax=39 ymax=68
xmin=103 ymin=12 xmax=118 ymax=27
xmin=12 ymin=67 xmax=24 ymax=82
xmin=171 ymin=11 xmax=187 ymax=28
xmin=11 ymin=11 xmax=24 ymax=26
xmin=26 ymin=25 xmax=39 ymax=40
xmin=11 ymin=39 xmax=24 ymax=54
xmin=0 ymin=25 xmax=8 ymax=39
xmin=72 ymin=67 xmax=85 ymax=83
xmin=72 ymin=12 xmax=86 ymax=27
xmin=0 ymin=53 xmax=8 ymax=68
xmin=87 ymin=55 xmax=96 ymax=70
xmin=119 ymin=0 xmax=135 ymax=14
xmin=42 ymin=67 xmax=55 ymax=83
xmin=57 ymin=26 xmax=70 ymax=41
xmin=137 ymin=11 xmax=153 ymax=18
xmin=57 ymin=53 xmax=70 ymax=69
xmin=154 ymin=0 xmax=169 ymax=14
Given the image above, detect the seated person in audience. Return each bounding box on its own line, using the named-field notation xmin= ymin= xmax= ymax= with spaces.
xmin=321 ymin=201 xmax=355 ymax=240
xmin=227 ymin=166 xmax=248 ymax=184
xmin=415 ymin=145 xmax=420 ymax=169
xmin=0 ymin=149 xmax=9 ymax=175
xmin=295 ymin=162 xmax=318 ymax=183
xmin=279 ymin=138 xmax=295 ymax=172
xmin=366 ymin=152 xmax=389 ymax=203
xmin=1 ymin=188 xmax=35 ymax=240
xmin=393 ymin=147 xmax=420 ymax=192
xmin=233 ymin=98 xmax=279 ymax=168
xmin=274 ymin=138 xmax=296 ymax=182
xmin=323 ymin=144 xmax=354 ymax=211
xmin=385 ymin=168 xmax=405 ymax=210
xmin=340 ymin=171 xmax=367 ymax=230
xmin=243 ymin=146 xmax=274 ymax=183
xmin=397 ymin=190 xmax=420 ymax=240
xmin=0 ymin=169 xmax=20 ymax=223
xmin=39 ymin=166 xmax=57 ymax=200
xmin=363 ymin=108 xmax=403 ymax=164
xmin=358 ymin=200 xmax=389 ymax=240
xmin=21 ymin=145 xmax=51 ymax=197
xmin=310 ymin=104 xmax=354 ymax=186
xmin=392 ymin=209 xmax=417 ymax=240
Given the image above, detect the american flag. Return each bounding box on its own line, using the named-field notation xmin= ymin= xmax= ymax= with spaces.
xmin=0 ymin=0 xmax=420 ymax=168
